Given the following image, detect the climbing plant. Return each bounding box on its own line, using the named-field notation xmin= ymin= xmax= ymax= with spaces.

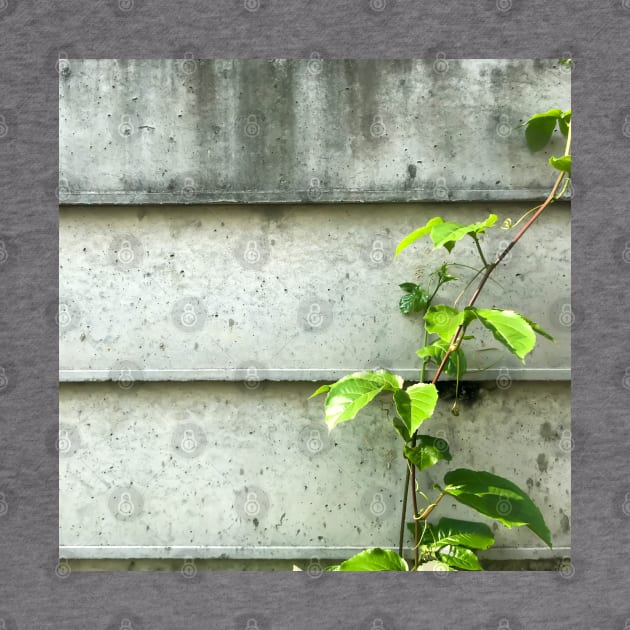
xmin=311 ymin=100 xmax=572 ymax=571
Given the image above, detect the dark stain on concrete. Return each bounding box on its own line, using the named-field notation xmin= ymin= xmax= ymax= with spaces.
xmin=536 ymin=453 xmax=548 ymax=473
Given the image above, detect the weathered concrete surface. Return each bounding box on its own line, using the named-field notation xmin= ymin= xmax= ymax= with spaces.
xmin=59 ymin=203 xmax=570 ymax=382
xmin=59 ymin=59 xmax=570 ymax=205
xmin=58 ymin=380 xmax=570 ymax=560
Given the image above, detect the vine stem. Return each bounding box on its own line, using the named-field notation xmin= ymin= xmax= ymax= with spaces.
xmin=401 ymin=122 xmax=571 ymax=566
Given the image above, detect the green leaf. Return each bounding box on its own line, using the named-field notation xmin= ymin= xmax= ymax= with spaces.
xmin=467 ymin=308 xmax=536 ymax=363
xmin=429 ymin=215 xmax=498 ymax=252
xmin=558 ymin=110 xmax=571 ymax=136
xmin=395 ymin=217 xmax=444 ymax=257
xmin=443 ymin=468 xmax=552 ymax=547
xmin=422 ymin=517 xmax=494 ymax=550
xmin=549 ymin=155 xmax=571 ymax=176
xmin=392 ymin=414 xmax=412 ymax=443
xmin=521 ymin=109 xmax=563 ymax=152
xmin=417 ymin=339 xmax=467 ymax=379
xmin=424 ymin=305 xmax=464 ymax=342
xmin=405 ymin=383 xmax=439 ymax=434
xmin=436 ymin=262 xmax=458 ymax=284
xmin=393 ymin=389 xmax=412 ymax=438
xmin=436 ymin=545 xmax=483 ymax=571
xmin=309 ymin=384 xmax=331 ymax=399
xmin=519 ymin=314 xmax=556 ymax=343
xmin=322 ymin=371 xmax=402 ymax=431
xmin=399 ymin=284 xmax=430 ymax=315
xmin=404 ymin=435 xmax=452 ymax=471
xmin=336 ymin=548 xmax=408 ymax=571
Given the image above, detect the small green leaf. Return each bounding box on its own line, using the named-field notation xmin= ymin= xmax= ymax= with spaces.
xmin=422 ymin=517 xmax=494 ymax=550
xmin=399 ymin=284 xmax=430 ymax=314
xmin=521 ymin=109 xmax=563 ymax=152
xmin=393 ymin=389 xmax=412 ymax=437
xmin=522 ymin=108 xmax=563 ymax=125
xmin=424 ymin=305 xmax=464 ymax=342
xmin=436 ymin=545 xmax=483 ymax=571
xmin=405 ymin=383 xmax=439 ymax=434
xmin=392 ymin=414 xmax=412 ymax=443
xmin=430 ymin=215 xmax=498 ymax=252
xmin=322 ymin=371 xmax=402 ymax=431
xmin=549 ymin=155 xmax=571 ymax=176
xmin=443 ymin=468 xmax=552 ymax=547
xmin=467 ymin=308 xmax=536 ymax=363
xmin=395 ymin=217 xmax=444 ymax=257
xmin=417 ymin=339 xmax=467 ymax=379
xmin=309 ymin=384 xmax=331 ymax=399
xmin=404 ymin=434 xmax=452 ymax=471
xmin=336 ymin=548 xmax=408 ymax=571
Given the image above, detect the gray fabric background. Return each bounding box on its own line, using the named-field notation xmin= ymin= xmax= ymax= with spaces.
xmin=0 ymin=0 xmax=627 ymax=627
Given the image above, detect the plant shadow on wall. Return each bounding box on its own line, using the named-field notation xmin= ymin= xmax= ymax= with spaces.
xmin=310 ymin=92 xmax=572 ymax=571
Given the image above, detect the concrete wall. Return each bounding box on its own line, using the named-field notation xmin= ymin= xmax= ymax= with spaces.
xmin=59 ymin=59 xmax=571 ymax=566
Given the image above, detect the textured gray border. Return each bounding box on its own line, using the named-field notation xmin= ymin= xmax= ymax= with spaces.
xmin=0 ymin=2 xmax=625 ymax=629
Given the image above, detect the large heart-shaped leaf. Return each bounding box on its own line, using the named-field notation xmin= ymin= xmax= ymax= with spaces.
xmin=521 ymin=108 xmax=563 ymax=152
xmin=436 ymin=545 xmax=483 ymax=571
xmin=395 ymin=383 xmax=438 ymax=435
xmin=443 ymin=469 xmax=552 ymax=547
xmin=320 ymin=370 xmax=403 ymax=431
xmin=335 ymin=548 xmax=408 ymax=571
xmin=467 ymin=308 xmax=536 ymax=363
xmin=422 ymin=517 xmax=494 ymax=550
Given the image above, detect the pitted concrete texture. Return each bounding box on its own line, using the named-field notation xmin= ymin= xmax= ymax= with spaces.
xmin=59 ymin=380 xmax=570 ymax=560
xmin=59 ymin=203 xmax=570 ymax=382
xmin=59 ymin=59 xmax=570 ymax=205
